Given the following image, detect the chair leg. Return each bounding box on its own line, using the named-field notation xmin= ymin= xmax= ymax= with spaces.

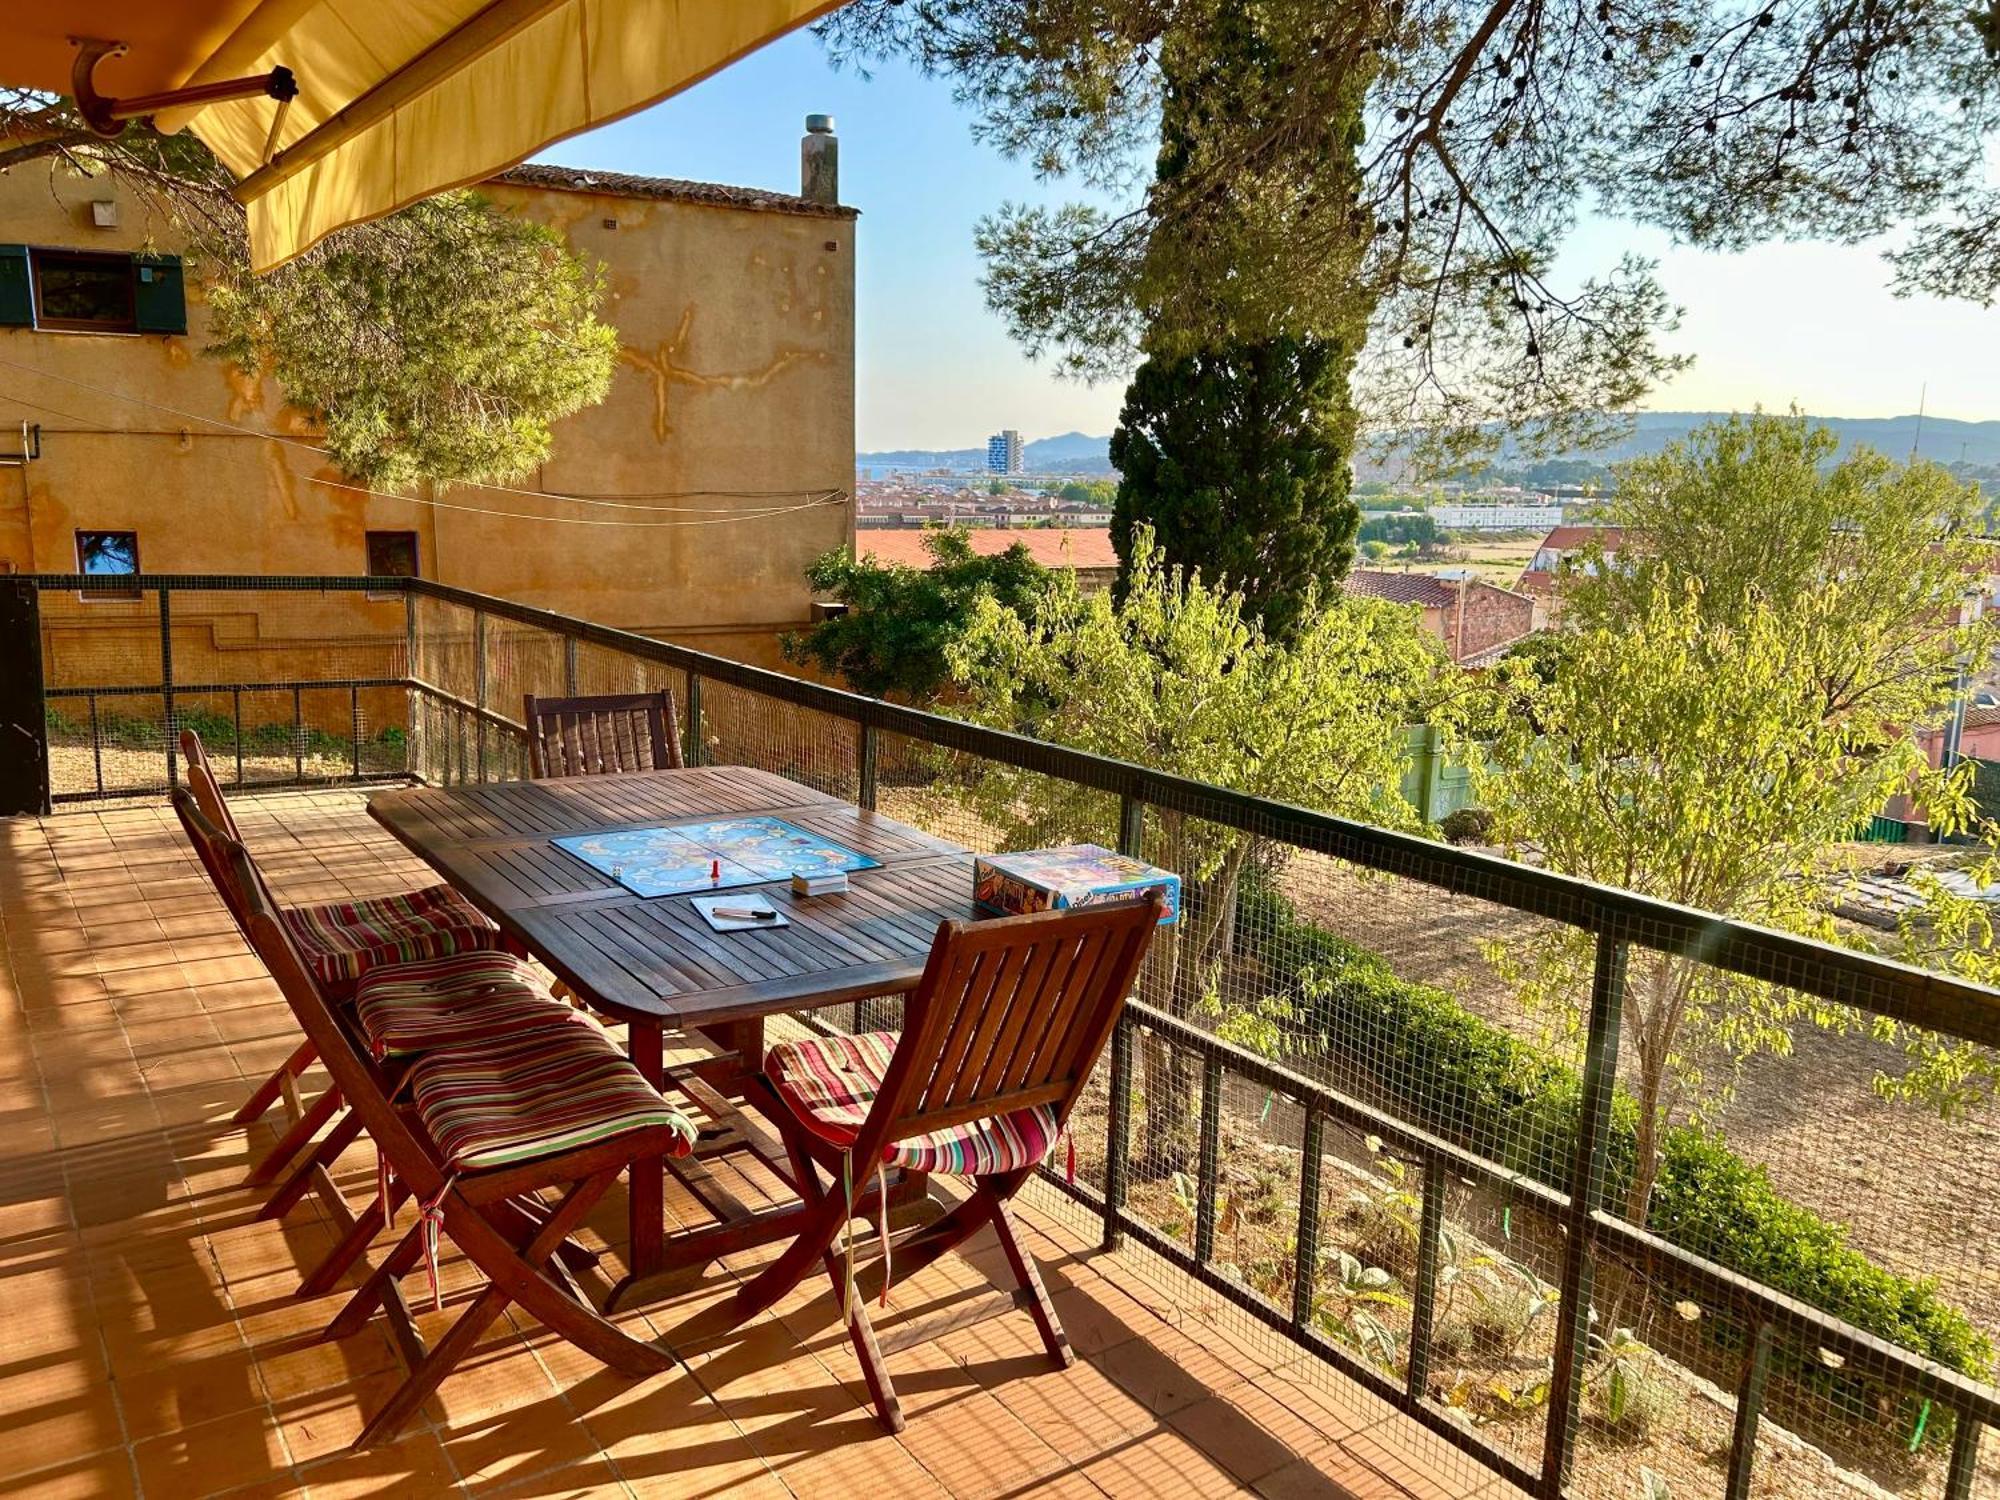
xmin=857 ymin=1189 xmax=996 ymax=1303
xmin=247 ymin=1083 xmax=341 ymax=1185
xmin=327 ymin=1219 xmax=427 ymax=1342
xmin=783 ymin=1130 xmax=904 ymax=1433
xmin=233 ymin=1038 xmax=316 ymax=1125
xmin=300 ymin=1176 xmax=407 ymax=1298
xmin=259 ymin=1106 xmax=363 ymax=1221
xmin=987 ymin=1192 xmax=1072 ymax=1369
xmin=354 ymin=1173 xmax=668 ymax=1450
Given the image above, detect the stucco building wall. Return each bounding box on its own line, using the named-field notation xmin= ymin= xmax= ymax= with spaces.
xmin=1 ymin=156 xmax=856 ymax=725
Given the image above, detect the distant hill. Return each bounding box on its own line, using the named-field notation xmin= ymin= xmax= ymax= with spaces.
xmin=863 ymin=413 xmax=2000 ymax=481
xmin=859 ymin=431 xmax=1115 ymax=474
xmin=1366 ymin=411 xmax=2000 ymax=480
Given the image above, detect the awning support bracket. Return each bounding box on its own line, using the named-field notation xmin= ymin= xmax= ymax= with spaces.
xmin=69 ymin=36 xmax=298 ymax=140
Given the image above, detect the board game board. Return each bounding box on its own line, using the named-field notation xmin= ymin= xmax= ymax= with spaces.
xmin=552 ymin=817 xmax=879 ymax=899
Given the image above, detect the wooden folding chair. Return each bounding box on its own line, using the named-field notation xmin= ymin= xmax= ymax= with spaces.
xmin=175 ymin=729 xmax=502 ymax=1149
xmin=523 ymin=690 xmax=683 ymax=778
xmin=173 ymin=788 xmax=585 ymax=1280
xmin=675 ymin=894 xmax=1163 ymax=1433
xmin=224 ymin=833 xmax=697 ymax=1449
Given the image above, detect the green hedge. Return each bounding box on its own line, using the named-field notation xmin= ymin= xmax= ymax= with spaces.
xmin=1237 ymin=879 xmax=1991 ymax=1402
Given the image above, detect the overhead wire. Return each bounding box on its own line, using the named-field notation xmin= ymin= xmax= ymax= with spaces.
xmin=0 ymin=382 xmax=847 ymax=529
xmin=0 ymin=352 xmax=850 ymax=518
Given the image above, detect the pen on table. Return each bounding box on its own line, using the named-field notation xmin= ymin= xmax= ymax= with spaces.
xmin=712 ymin=905 xmax=777 ymax=921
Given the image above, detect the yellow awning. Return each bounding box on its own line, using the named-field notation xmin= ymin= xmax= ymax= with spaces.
xmin=6 ymin=0 xmax=839 ymax=273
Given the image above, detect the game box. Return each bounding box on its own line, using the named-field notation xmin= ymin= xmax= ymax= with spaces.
xmin=972 ymin=844 xmax=1179 ymax=925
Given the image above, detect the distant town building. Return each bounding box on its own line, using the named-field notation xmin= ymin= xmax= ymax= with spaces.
xmin=1341 ymin=569 xmax=1537 ymax=664
xmin=1517 ymin=525 xmax=1627 ymax=601
xmin=986 ymin=429 xmax=1024 ymax=474
xmin=1429 ymin=502 xmax=1565 ymax=530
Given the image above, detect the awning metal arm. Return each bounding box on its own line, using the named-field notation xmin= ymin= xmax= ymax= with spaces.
xmin=70 ymin=37 xmax=297 ymax=139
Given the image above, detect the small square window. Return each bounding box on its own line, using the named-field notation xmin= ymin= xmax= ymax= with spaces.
xmin=33 ymin=250 xmax=136 ymax=333
xmin=76 ymin=530 xmax=140 ymax=599
xmin=365 ymin=531 xmax=419 ymax=598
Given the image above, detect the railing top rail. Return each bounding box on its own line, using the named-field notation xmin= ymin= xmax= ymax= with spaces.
xmin=27 ymin=571 xmax=2000 ymax=1046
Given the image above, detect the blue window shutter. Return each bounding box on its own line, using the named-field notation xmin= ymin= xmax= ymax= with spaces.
xmin=0 ymin=246 xmax=31 ymax=327
xmin=133 ymin=255 xmax=186 ymax=335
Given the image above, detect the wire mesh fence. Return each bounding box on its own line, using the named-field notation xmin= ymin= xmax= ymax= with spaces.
xmin=20 ymin=571 xmax=2000 ymax=1500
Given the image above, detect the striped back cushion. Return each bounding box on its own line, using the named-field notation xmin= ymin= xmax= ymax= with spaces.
xmin=281 ymin=883 xmax=499 ymax=984
xmin=411 ymin=1027 xmax=696 ymax=1173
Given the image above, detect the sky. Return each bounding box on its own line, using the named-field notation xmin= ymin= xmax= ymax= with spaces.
xmin=537 ymin=28 xmax=2000 ymax=451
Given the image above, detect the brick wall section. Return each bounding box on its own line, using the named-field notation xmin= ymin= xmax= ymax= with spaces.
xmin=1439 ymin=581 xmax=1535 ymax=661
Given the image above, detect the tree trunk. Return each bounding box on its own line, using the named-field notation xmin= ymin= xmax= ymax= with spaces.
xmin=1134 ymin=835 xmax=1254 ymax=1175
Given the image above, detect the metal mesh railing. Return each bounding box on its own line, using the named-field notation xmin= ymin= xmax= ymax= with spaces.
xmin=19 ymin=571 xmax=2000 ymax=1499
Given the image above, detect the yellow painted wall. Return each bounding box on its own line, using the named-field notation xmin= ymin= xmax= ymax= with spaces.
xmin=0 ymin=162 xmax=856 ymax=723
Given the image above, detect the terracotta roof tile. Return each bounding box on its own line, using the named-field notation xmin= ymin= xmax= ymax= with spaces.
xmin=491 ymin=163 xmax=858 ymax=220
xmin=858 ymin=528 xmax=1119 ymax=572
xmin=1535 ymin=525 xmax=1625 ymax=550
xmin=1340 ymin=570 xmax=1457 ymax=608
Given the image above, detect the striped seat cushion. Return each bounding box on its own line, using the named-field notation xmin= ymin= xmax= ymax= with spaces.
xmin=410 ymin=1027 xmax=696 ymax=1173
xmin=280 ymin=883 xmax=499 ymax=985
xmin=766 ymin=1031 xmax=1059 ymax=1176
xmin=353 ymin=951 xmax=580 ymax=1060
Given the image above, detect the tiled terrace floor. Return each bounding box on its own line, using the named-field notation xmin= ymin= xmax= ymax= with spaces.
xmin=0 ymin=789 xmax=1518 ymax=1500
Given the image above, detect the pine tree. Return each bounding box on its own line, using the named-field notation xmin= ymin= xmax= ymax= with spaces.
xmin=1107 ymin=5 xmax=1363 ymax=640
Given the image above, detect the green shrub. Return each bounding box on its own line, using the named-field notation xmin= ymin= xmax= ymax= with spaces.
xmin=1244 ymin=899 xmax=1991 ymax=1421
xmin=1438 ymin=806 xmax=1494 ymax=845
xmin=173 ymin=708 xmax=237 ymax=748
xmin=1649 ymin=1129 xmax=1991 ymax=1412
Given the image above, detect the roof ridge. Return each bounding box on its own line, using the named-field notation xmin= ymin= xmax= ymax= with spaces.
xmin=490 ymin=162 xmax=858 ymax=220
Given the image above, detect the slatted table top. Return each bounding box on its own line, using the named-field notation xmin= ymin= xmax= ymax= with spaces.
xmin=368 ymin=767 xmax=978 ymax=1029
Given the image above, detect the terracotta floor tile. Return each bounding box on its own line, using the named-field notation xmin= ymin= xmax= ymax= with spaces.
xmin=1080 ymin=1429 xmax=1248 ymax=1498
xmin=111 ymin=1338 xmax=271 ymax=1440
xmin=987 ymin=1357 xmax=1156 ymax=1467
xmin=287 ymin=1432 xmax=463 ymax=1499
xmin=1167 ymin=1381 xmax=1329 ymax=1486
xmin=0 ymin=1452 xmax=141 ymax=1500
xmin=893 ymin=1388 xmax=1071 ymax=1500
xmin=0 ymin=792 xmax=1499 ymax=1500
xmin=0 ymin=1369 xmax=125 ymax=1482
xmin=131 ymin=1407 xmax=294 ymax=1497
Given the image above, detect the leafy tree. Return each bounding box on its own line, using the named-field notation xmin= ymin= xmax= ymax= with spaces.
xmin=1057 ymin=479 xmax=1118 ymax=506
xmin=1359 ymin=512 xmax=1440 ymax=548
xmin=206 ymin=194 xmax=615 ymax=488
xmin=1111 ymin=338 xmax=1363 ymax=638
xmin=1361 ymin=539 xmax=1391 ymax=561
xmin=1478 ymin=417 xmax=1992 ymax=1221
xmin=1566 ymin=412 xmax=1991 ymax=726
xmin=783 ymin=528 xmax=1050 ymax=700
xmin=822 ymin=0 xmax=2000 ymax=465
xmin=2 ymin=95 xmax=616 ymax=488
xmin=946 ymin=526 xmax=1453 ymax=1163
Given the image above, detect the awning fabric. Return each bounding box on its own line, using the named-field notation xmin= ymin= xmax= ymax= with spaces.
xmin=6 ymin=0 xmax=838 ymax=273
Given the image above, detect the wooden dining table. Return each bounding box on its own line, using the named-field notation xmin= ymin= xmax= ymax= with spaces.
xmin=367 ymin=766 xmax=986 ymax=1306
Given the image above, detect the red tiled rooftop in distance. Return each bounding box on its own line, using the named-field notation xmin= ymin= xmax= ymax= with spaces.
xmin=1533 ymin=524 xmax=1626 ymax=551
xmin=859 ymin=527 xmax=1120 ymax=572
xmin=1339 ymin=569 xmax=1460 ymax=608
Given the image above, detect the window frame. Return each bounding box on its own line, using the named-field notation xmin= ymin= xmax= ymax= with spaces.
xmin=31 ymin=248 xmax=139 ymax=334
xmin=75 ymin=529 xmax=142 ymax=601
xmin=364 ymin=530 xmax=420 ymax=600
